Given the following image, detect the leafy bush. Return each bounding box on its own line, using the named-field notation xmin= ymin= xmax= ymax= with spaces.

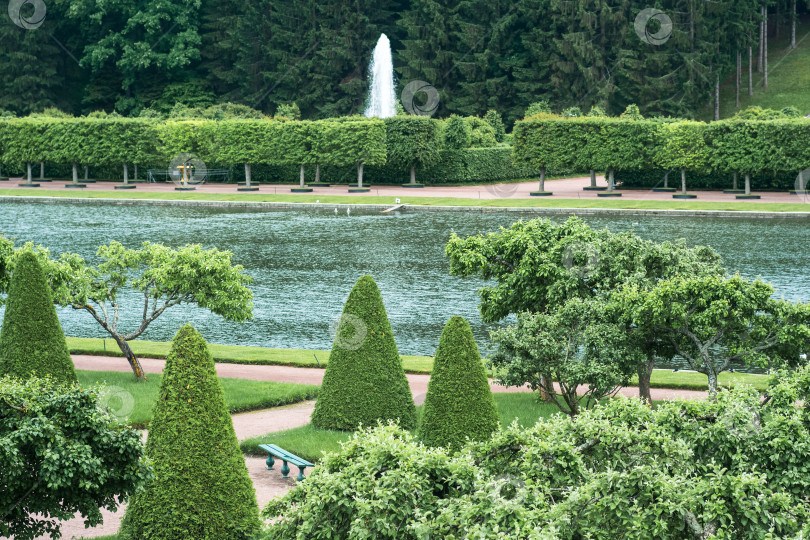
xmin=443 ymin=114 xmax=471 ymax=150
xmin=483 ymin=109 xmax=505 ymax=142
xmin=620 ymin=103 xmax=644 ymax=120
xmin=274 ymin=103 xmax=301 ymax=120
xmin=0 ymin=252 xmax=77 ymax=383
xmin=311 ymin=275 xmax=416 ymax=431
xmin=120 ymin=324 xmax=260 ymax=540
xmin=524 ymin=100 xmax=551 ymax=118
xmin=420 ymin=316 xmax=499 ymax=450
xmin=466 ymin=116 xmax=497 ymax=148
xmin=0 ymin=376 xmax=150 ymax=540
xmin=263 ymin=376 xmax=810 ymax=538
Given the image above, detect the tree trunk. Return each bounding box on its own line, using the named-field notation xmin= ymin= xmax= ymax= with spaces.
xmin=759 ymin=14 xmax=764 ymax=72
xmin=736 ymin=49 xmax=741 ymax=109
xmin=637 ymin=357 xmax=654 ymax=405
xmin=244 ymin=163 xmax=252 ymax=187
xmin=39 ymin=161 xmax=44 ymax=179
xmin=681 ymin=167 xmax=687 ymax=194
xmin=84 ymin=164 xmax=89 ymax=180
xmin=538 ymin=374 xmax=552 ymax=402
xmin=112 ymin=334 xmax=147 ymax=381
xmin=663 ymin=170 xmax=669 ymax=189
xmin=538 ymin=167 xmax=546 ymax=192
xmin=706 ymin=369 xmax=718 ymax=399
xmin=590 ymin=169 xmax=596 ymax=188
xmin=608 ymin=167 xmax=615 ymax=191
xmin=745 ymin=173 xmax=751 ymax=195
xmin=748 ymin=45 xmax=753 ymax=96
xmin=410 ymin=164 xmax=416 ymax=184
xmin=72 ymin=162 xmax=78 ymax=183
xmin=733 ymin=171 xmax=738 ymax=190
xmin=791 ymin=0 xmax=797 ymax=49
xmin=27 ymin=163 xmax=32 ymax=183
xmin=299 ymin=164 xmax=305 ymax=187
xmin=315 ymin=164 xmax=320 ymax=183
xmin=134 ymin=163 xmax=138 ymax=182
xmin=776 ymin=0 xmax=781 ymax=39
xmin=763 ymin=6 xmax=769 ymax=88
xmin=714 ymin=74 xmax=720 ymax=120
xmin=123 ymin=163 xmax=129 ymax=185
xmin=357 ymin=162 xmax=364 ymax=187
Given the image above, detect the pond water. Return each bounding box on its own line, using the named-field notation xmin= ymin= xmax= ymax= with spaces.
xmin=1 ymin=202 xmax=808 ymax=371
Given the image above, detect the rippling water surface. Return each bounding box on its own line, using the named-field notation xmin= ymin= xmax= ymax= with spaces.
xmin=1 ymin=202 xmax=808 ymax=370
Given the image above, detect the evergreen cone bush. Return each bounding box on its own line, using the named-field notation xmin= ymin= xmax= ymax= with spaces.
xmin=0 ymin=251 xmax=77 ymax=383
xmin=312 ymin=275 xmax=416 ymax=431
xmin=419 ymin=315 xmax=499 ymax=450
xmin=120 ymin=324 xmax=260 ymax=540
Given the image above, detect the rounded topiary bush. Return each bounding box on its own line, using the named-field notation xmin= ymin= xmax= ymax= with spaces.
xmin=311 ymin=275 xmax=416 ymax=431
xmin=0 ymin=251 xmax=77 ymax=383
xmin=120 ymin=324 xmax=260 ymax=540
xmin=419 ymin=315 xmax=499 ymax=450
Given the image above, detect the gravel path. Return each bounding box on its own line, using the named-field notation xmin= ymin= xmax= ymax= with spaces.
xmin=41 ymin=356 xmax=707 ymax=538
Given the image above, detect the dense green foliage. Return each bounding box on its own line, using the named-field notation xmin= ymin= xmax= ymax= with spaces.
xmin=514 ymin=114 xmax=810 ymax=190
xmin=4 ymin=1 xmax=805 ymax=123
xmin=419 ymin=316 xmax=498 ymax=450
xmin=311 ymin=275 xmax=416 ymax=431
xmin=120 ymin=324 xmax=260 ymax=540
xmin=0 ymin=376 xmax=150 ymax=540
xmin=262 ymin=368 xmax=810 ymax=538
xmin=0 ymin=252 xmax=77 ymax=383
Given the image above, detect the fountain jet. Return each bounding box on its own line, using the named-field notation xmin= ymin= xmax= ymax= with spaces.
xmin=364 ymin=34 xmax=397 ymax=118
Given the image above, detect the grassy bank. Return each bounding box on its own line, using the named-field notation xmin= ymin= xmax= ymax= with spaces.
xmin=77 ymin=370 xmax=319 ymax=428
xmin=240 ymin=393 xmax=562 ymax=462
xmin=2 ymin=188 xmax=809 ymax=212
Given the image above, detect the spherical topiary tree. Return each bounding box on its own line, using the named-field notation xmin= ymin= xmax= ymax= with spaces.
xmin=419 ymin=315 xmax=499 ymax=450
xmin=0 ymin=251 xmax=77 ymax=383
xmin=120 ymin=324 xmax=260 ymax=540
xmin=312 ymin=275 xmax=416 ymax=431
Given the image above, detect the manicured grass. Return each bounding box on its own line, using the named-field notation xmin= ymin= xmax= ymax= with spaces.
xmin=69 ymin=337 xmax=769 ymax=391
xmin=67 ymin=336 xmax=434 ymax=373
xmin=240 ymin=393 xmax=563 ymax=462
xmin=77 ymin=370 xmax=319 ymax=428
xmin=2 ymin=188 xmax=809 ymax=212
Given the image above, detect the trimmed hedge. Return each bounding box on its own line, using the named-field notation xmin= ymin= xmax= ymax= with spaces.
xmin=419 ymin=316 xmax=499 ymax=451
xmin=0 ymin=252 xmax=77 ymax=384
xmin=311 ymin=275 xmax=416 ymax=431
xmin=121 ymin=324 xmax=260 ymax=540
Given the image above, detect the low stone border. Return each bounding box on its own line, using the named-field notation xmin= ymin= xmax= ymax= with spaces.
xmin=2 ymin=195 xmax=810 ymax=219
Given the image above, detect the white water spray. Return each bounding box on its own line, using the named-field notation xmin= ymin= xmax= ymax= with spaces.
xmin=364 ymin=34 xmax=397 ymax=118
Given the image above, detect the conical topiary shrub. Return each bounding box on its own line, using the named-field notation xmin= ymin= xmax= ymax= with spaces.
xmin=312 ymin=275 xmax=416 ymax=431
xmin=419 ymin=316 xmax=499 ymax=450
xmin=0 ymin=251 xmax=77 ymax=383
xmin=120 ymin=324 xmax=260 ymax=540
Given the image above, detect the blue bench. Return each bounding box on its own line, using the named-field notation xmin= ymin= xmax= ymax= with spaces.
xmin=259 ymin=443 xmax=314 ymax=481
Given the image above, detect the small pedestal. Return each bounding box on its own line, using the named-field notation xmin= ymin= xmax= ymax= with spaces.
xmin=237 ymin=187 xmax=259 ymax=192
xmin=735 ymin=194 xmax=760 ymax=199
xmin=18 ymin=183 xmax=40 ymax=187
xmin=401 ymin=183 xmax=424 ymax=188
xmin=652 ymin=187 xmax=677 ymax=192
xmin=598 ymin=192 xmax=622 ymax=197
xmin=65 ymin=183 xmax=87 ymax=189
xmin=291 ymin=187 xmax=313 ymax=193
xmin=115 ymin=184 xmax=137 ymax=190
xmin=175 ymin=187 xmax=196 ymax=191
xmin=672 ymin=193 xmax=697 ymax=199
xmin=530 ymin=191 xmax=553 ymax=196
xmin=583 ymin=186 xmax=607 ymax=191
xmin=348 ymin=187 xmax=370 ymax=193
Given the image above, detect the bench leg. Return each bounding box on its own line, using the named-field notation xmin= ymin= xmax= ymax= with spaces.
xmin=280 ymin=460 xmax=290 ymax=479
xmin=265 ymin=454 xmax=275 ymax=470
xmin=296 ymin=466 xmax=307 ymax=481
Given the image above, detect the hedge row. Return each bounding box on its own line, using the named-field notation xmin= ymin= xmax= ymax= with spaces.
xmin=514 ymin=116 xmax=810 ymax=190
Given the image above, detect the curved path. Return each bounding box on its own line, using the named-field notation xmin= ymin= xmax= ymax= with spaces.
xmin=42 ymin=356 xmax=707 ymax=538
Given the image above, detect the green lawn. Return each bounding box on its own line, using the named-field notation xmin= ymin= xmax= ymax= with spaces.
xmin=2 ymin=188 xmax=808 ymax=212
xmin=70 ymin=336 xmax=768 ymax=391
xmin=77 ymin=370 xmax=319 ymax=428
xmin=240 ymin=393 xmax=569 ymax=462
xmin=712 ymin=22 xmax=810 ymax=120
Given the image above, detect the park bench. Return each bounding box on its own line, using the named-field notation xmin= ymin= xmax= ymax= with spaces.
xmin=259 ymin=443 xmax=314 ymax=481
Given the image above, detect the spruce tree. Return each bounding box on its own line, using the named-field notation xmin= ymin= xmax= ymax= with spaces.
xmin=0 ymin=252 xmax=77 ymax=384
xmin=419 ymin=316 xmax=499 ymax=451
xmin=312 ymin=275 xmax=416 ymax=431
xmin=120 ymin=324 xmax=260 ymax=540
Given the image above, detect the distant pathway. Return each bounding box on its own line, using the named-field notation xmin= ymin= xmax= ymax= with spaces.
xmin=2 ymin=176 xmax=805 ymax=204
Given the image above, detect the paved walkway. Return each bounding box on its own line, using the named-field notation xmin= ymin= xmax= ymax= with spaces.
xmin=43 ymin=355 xmax=707 ymax=539
xmin=3 ymin=176 xmax=807 ymax=204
